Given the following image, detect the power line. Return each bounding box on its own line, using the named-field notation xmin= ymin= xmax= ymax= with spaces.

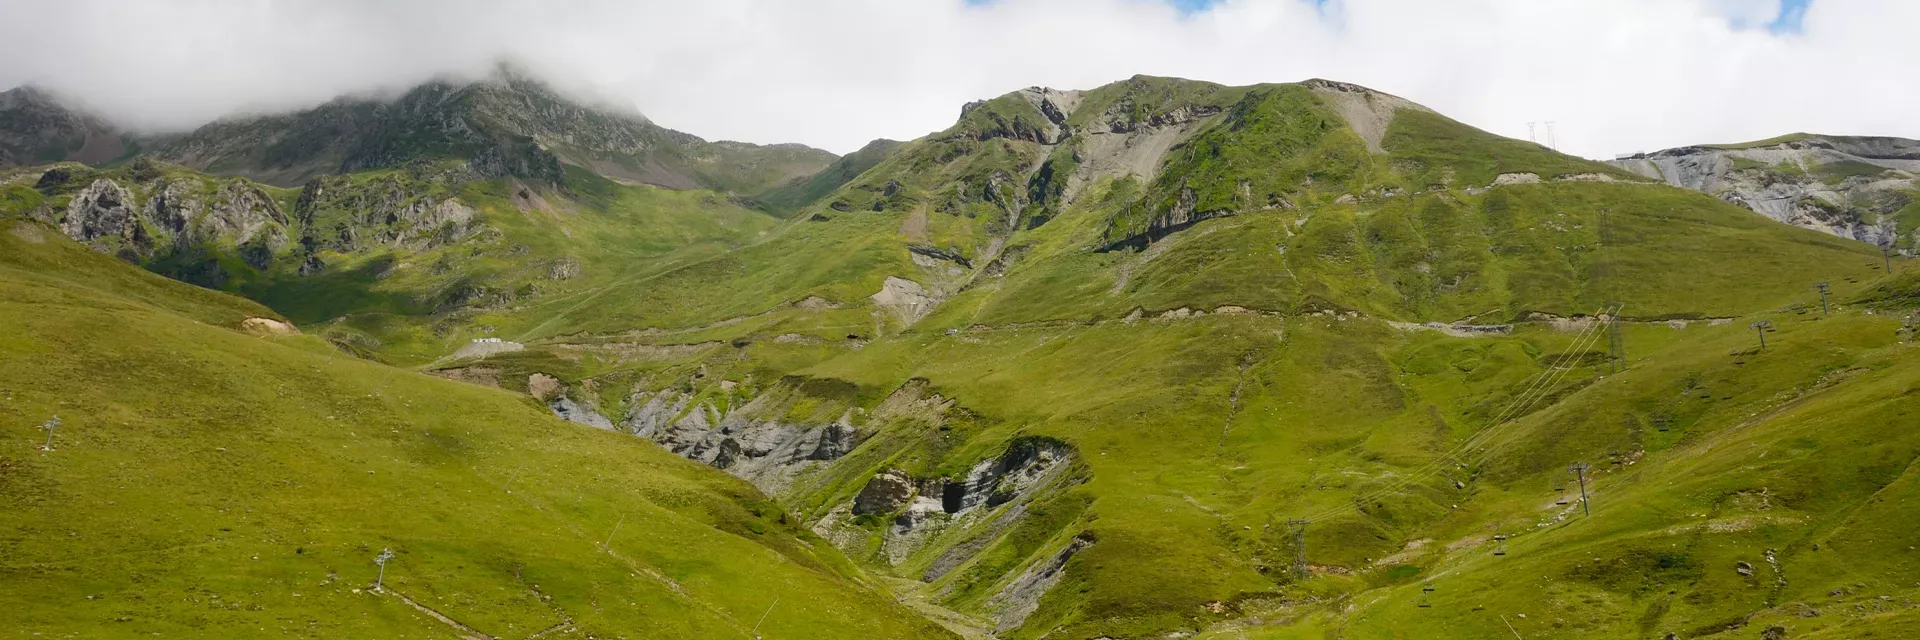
xmin=1298 ymin=309 xmax=1616 ymax=523
xmin=1299 ymin=313 xmax=1612 ymax=522
xmin=1450 ymin=315 xmax=1618 ymax=472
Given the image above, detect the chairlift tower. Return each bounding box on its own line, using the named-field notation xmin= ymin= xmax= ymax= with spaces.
xmin=1569 ymin=462 xmax=1592 ymax=516
xmin=39 ymin=416 xmax=60 ymax=451
xmin=1816 ymin=282 xmax=1831 ymax=315
xmin=1286 ymin=519 xmax=1311 ymax=580
xmin=374 ymin=548 xmax=395 ymax=592
xmin=1751 ymin=320 xmax=1773 ymax=349
xmin=1606 ymin=302 xmax=1626 ymax=373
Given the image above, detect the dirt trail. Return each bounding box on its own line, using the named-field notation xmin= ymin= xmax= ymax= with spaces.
xmin=380 ymin=588 xmax=496 ymax=640
xmin=1217 ymin=352 xmax=1258 ymax=454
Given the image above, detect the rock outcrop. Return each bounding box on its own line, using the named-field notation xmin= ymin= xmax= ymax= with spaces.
xmin=854 ymin=470 xmax=916 ymax=515
xmin=59 ymin=179 xmax=146 ymax=255
xmin=621 ymin=387 xmax=863 ymax=494
xmin=870 ymin=276 xmax=941 ymax=326
xmin=1609 ymin=135 xmax=1920 ymax=248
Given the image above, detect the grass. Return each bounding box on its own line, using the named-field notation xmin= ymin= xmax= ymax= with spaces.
xmin=1702 ymin=133 xmax=1816 ymax=150
xmin=11 ymin=74 xmax=1919 ymax=640
xmin=0 ymin=220 xmax=955 ymax=639
xmin=755 ymin=139 xmax=903 ymax=215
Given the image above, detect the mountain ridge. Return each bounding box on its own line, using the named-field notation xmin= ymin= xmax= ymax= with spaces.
xmin=6 ymin=69 xmax=1919 ymax=640
xmin=1609 ymin=133 xmax=1920 ymax=249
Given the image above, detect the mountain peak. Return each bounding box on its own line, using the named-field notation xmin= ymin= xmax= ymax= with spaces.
xmin=0 ymin=85 xmax=123 ymax=167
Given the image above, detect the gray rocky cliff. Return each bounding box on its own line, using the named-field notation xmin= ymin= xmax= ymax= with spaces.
xmin=1609 ymin=135 xmax=1920 ymax=249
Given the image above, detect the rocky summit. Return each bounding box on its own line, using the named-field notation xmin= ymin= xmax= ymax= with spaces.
xmin=1610 ymin=134 xmax=1920 ymax=247
xmin=3 ymin=65 xmax=1918 ymax=640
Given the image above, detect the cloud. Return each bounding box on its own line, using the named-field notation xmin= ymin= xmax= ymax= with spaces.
xmin=0 ymin=0 xmax=1911 ymax=159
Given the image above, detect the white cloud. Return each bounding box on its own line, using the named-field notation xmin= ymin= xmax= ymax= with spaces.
xmin=0 ymin=0 xmax=1911 ymax=158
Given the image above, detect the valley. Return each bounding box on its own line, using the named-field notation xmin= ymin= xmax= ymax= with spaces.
xmin=3 ymin=66 xmax=1918 ymax=640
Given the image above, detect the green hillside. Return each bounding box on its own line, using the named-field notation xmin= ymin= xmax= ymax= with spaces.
xmin=756 ymin=138 xmax=905 ymax=214
xmin=0 ymin=218 xmax=955 ymax=638
xmin=362 ymin=77 xmax=1912 ymax=639
xmin=5 ymin=71 xmax=1919 ymax=640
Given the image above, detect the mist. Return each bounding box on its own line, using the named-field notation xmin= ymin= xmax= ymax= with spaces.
xmin=1 ymin=0 xmax=1911 ymax=158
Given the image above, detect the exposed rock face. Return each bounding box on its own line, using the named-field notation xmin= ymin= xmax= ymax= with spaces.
xmin=1493 ymin=172 xmax=1542 ymax=185
xmin=854 ymin=470 xmax=915 ymax=515
xmin=393 ymin=199 xmax=477 ymax=249
xmin=201 ymin=182 xmax=289 ymax=245
xmin=549 ymin=397 xmax=615 ymax=430
xmin=870 ymin=276 xmax=940 ymax=325
xmin=546 ymin=257 xmax=582 ymax=280
xmin=990 ymin=533 xmax=1094 ymax=632
xmin=59 ymin=179 xmax=145 ymax=253
xmin=526 ymin=373 xmax=565 ymax=401
xmin=293 ymin=174 xmax=485 ymax=252
xmin=544 ymin=373 xmax=1089 ymax=634
xmin=148 ymin=63 xmax=831 ymax=192
xmin=46 ymin=170 xmax=296 ymax=272
xmin=1305 ymin=78 xmax=1432 ymax=154
xmin=621 ymin=388 xmax=864 ymax=494
xmin=946 ymin=439 xmax=1073 ymax=513
xmin=239 ymin=317 xmax=298 ymax=335
xmin=0 ymin=86 xmax=122 ymax=168
xmin=1609 ymin=135 xmax=1920 ymax=248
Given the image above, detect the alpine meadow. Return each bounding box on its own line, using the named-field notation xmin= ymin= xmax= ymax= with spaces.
xmin=3 ymin=4 xmax=1920 ymax=639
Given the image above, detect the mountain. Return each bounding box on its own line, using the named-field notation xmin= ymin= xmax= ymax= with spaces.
xmin=398 ymin=76 xmax=1912 ymax=638
xmin=146 ymin=65 xmax=837 ymax=193
xmin=755 ymin=137 xmax=905 ymax=214
xmin=7 ymin=71 xmax=1920 ymax=640
xmin=0 ymin=213 xmax=957 ymax=638
xmin=1610 ymin=134 xmax=1920 ymax=250
xmin=0 ymin=86 xmax=136 ymax=167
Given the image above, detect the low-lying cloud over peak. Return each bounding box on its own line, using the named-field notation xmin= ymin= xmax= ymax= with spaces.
xmin=1 ymin=0 xmax=1911 ymax=158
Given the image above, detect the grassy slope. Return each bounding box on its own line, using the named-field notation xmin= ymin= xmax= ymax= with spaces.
xmin=255 ymin=168 xmax=785 ymax=363
xmin=391 ymin=78 xmax=1912 ymax=638
xmin=14 ymin=75 xmax=1917 ymax=640
xmin=755 ymin=139 xmax=904 ymax=215
xmin=0 ymin=219 xmax=954 ymax=639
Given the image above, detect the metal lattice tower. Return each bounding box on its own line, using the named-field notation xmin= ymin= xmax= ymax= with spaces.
xmin=1607 ymin=302 xmax=1626 ymax=373
xmin=1287 ymin=519 xmax=1310 ymax=580
xmin=1599 ymin=207 xmax=1624 ymax=372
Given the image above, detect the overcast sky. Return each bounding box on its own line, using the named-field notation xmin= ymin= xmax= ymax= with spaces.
xmin=0 ymin=0 xmax=1911 ymax=158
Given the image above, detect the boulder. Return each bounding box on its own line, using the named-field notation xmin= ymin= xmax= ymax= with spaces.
xmin=527 ymin=373 xmax=565 ymax=401
xmin=239 ymin=317 xmax=298 ymax=335
xmin=854 ymin=470 xmax=915 ymax=515
xmin=59 ymin=179 xmax=146 ymax=252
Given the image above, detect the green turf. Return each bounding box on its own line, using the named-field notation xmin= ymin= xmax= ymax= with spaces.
xmin=0 ymin=219 xmax=956 ymax=639
xmin=9 ymin=74 xmax=1919 ymax=640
